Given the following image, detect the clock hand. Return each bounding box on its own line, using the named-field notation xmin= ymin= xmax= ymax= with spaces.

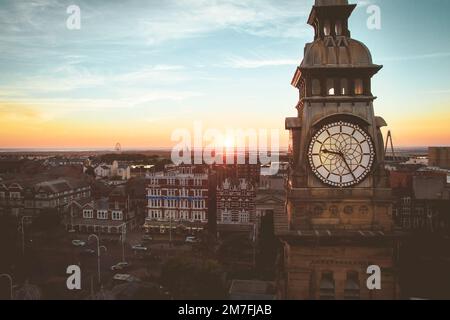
xmin=323 ymin=149 xmax=357 ymax=180
xmin=322 ymin=148 xmax=341 ymax=156
xmin=340 ymin=152 xmax=356 ymax=180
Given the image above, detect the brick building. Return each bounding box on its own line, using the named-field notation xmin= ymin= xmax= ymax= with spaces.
xmin=389 ymin=167 xmax=450 ymax=232
xmin=64 ymin=185 xmax=137 ymax=235
xmin=429 ymin=147 xmax=450 ymax=169
xmin=216 ymin=178 xmax=256 ymax=225
xmin=0 ymin=178 xmax=91 ymax=217
xmin=144 ymin=165 xmax=210 ymax=236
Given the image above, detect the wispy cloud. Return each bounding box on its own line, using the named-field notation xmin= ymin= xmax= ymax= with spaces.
xmin=223 ymin=55 xmax=298 ymax=69
xmin=1 ymin=64 xmax=189 ymax=94
xmin=1 ymin=90 xmax=202 ymax=111
xmin=380 ymin=52 xmax=450 ymax=62
xmin=137 ymin=0 xmax=311 ymax=44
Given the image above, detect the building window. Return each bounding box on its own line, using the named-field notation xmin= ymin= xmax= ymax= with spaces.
xmin=193 ymin=200 xmax=204 ymax=209
xmin=193 ymin=211 xmax=203 ymax=221
xmin=167 ymin=199 xmax=177 ymax=208
xmin=97 ymin=210 xmax=108 ymax=220
xmin=193 ymin=189 xmax=202 ymax=197
xmin=319 ymin=272 xmax=335 ymax=300
xmin=149 ymin=188 xmax=161 ymax=196
xmin=165 ymin=210 xmax=177 ymax=220
xmin=344 ymin=271 xmax=360 ymax=300
xmin=180 ymin=210 xmax=189 ymax=220
xmin=10 ymin=192 xmax=21 ymax=199
xmin=112 ymin=211 xmax=123 ymax=220
xmin=222 ymin=210 xmax=232 ymax=223
xmin=402 ymin=197 xmax=411 ymax=206
xmin=344 ymin=206 xmax=353 ymax=215
xmin=335 ymin=20 xmax=343 ymax=36
xmin=149 ymin=210 xmax=162 ymax=219
xmin=327 ymin=79 xmax=335 ymax=95
xmin=180 ymin=199 xmax=188 ymax=209
xmin=359 ymin=206 xmax=369 ymax=215
xmin=83 ymin=210 xmax=93 ymax=219
xmin=313 ymin=206 xmax=324 ymax=216
xmin=341 ymin=78 xmax=348 ymax=95
xmin=239 ymin=211 xmax=250 ymax=223
xmin=150 ymin=199 xmax=161 ymax=207
xmin=354 ymin=79 xmax=364 ymax=95
xmin=329 ymin=205 xmax=339 ymax=217
xmin=312 ymin=79 xmax=321 ymax=96
xmin=324 ymin=20 xmax=331 ymax=36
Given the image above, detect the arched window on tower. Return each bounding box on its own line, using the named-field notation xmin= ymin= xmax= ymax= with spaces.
xmin=355 ymin=79 xmax=364 ymax=95
xmin=335 ymin=20 xmax=343 ymax=36
xmin=324 ymin=20 xmax=331 ymax=36
xmin=312 ymin=79 xmax=321 ymax=96
xmin=327 ymin=79 xmax=335 ymax=95
xmin=341 ymin=78 xmax=348 ymax=95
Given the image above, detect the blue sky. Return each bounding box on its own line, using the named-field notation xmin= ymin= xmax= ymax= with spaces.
xmin=0 ymin=0 xmax=449 ymax=149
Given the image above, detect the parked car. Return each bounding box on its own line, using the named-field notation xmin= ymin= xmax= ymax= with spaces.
xmin=132 ymin=244 xmax=148 ymax=251
xmin=185 ymin=236 xmax=198 ymax=243
xmin=111 ymin=262 xmax=131 ymax=271
xmin=113 ymin=274 xmax=140 ymax=283
xmin=72 ymin=240 xmax=86 ymax=247
xmin=142 ymin=235 xmax=153 ymax=242
xmin=113 ymin=274 xmax=132 ymax=282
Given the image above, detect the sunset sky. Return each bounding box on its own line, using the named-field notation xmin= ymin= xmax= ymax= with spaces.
xmin=0 ymin=0 xmax=449 ymax=150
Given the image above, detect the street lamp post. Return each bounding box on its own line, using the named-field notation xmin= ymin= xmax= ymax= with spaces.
xmin=169 ymin=214 xmax=172 ymax=246
xmin=20 ymin=216 xmax=32 ymax=256
xmin=88 ymin=234 xmax=107 ymax=285
xmin=69 ymin=206 xmax=75 ymax=233
xmin=119 ymin=223 xmax=127 ymax=263
xmin=0 ymin=274 xmax=13 ymax=300
xmin=252 ymin=222 xmax=257 ymax=268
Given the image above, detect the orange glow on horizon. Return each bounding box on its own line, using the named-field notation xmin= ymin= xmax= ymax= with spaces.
xmin=0 ymin=101 xmax=449 ymax=150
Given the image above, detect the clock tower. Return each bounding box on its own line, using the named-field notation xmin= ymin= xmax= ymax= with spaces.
xmin=280 ymin=0 xmax=400 ymax=299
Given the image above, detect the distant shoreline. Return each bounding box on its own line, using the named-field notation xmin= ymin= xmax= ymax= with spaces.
xmin=0 ymin=146 xmax=435 ymax=157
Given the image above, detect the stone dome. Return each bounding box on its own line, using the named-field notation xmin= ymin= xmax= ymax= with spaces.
xmin=301 ymin=37 xmax=373 ymax=68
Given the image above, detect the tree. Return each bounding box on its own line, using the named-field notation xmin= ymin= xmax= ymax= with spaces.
xmin=160 ymin=256 xmax=226 ymax=299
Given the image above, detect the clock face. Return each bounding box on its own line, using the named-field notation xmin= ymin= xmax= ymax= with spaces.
xmin=308 ymin=121 xmax=375 ymax=187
